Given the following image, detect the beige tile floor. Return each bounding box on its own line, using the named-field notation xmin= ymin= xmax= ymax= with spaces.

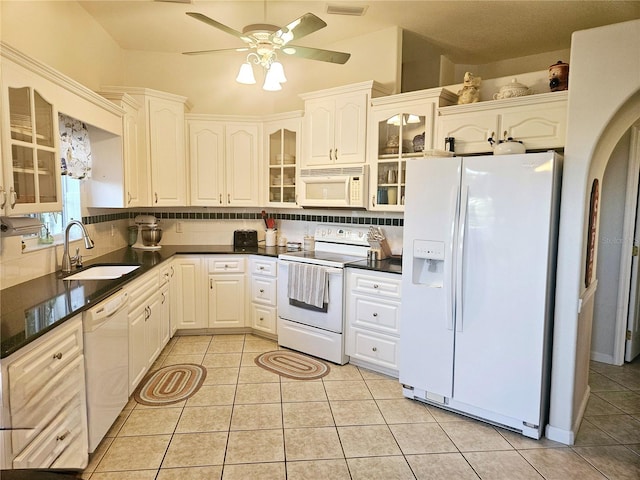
xmin=82 ymin=334 xmax=640 ymax=479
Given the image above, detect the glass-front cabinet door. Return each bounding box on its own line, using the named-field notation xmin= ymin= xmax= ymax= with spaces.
xmin=265 ymin=116 xmax=301 ymax=207
xmin=370 ymin=108 xmax=429 ymax=211
xmin=2 ymin=79 xmax=61 ymax=215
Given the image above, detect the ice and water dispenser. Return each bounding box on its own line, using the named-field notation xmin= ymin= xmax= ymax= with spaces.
xmin=412 ymin=239 xmax=445 ymax=287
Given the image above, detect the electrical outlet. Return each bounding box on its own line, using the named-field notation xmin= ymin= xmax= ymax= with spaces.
xmin=176 ymin=221 xmax=183 ymax=233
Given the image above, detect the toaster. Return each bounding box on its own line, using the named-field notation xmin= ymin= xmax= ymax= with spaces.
xmin=234 ymin=229 xmax=258 ymax=248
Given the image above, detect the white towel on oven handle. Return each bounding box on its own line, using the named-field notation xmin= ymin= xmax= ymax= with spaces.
xmin=287 ymin=263 xmax=328 ymax=309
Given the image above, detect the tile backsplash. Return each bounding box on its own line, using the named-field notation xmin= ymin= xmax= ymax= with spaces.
xmin=1 ymin=208 xmax=404 ymax=289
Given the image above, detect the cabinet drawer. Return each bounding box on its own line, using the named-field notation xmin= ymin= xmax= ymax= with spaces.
xmin=251 ymin=276 xmax=277 ymax=305
xmin=208 ymin=257 xmax=245 ymax=273
xmin=127 ymin=271 xmax=159 ymax=310
xmin=251 ymin=304 xmax=277 ymax=334
xmin=346 ymin=328 xmax=399 ymax=371
xmin=12 ymin=392 xmax=85 ymax=469
xmin=11 ymin=356 xmax=85 ymax=455
xmin=350 ymin=295 xmax=400 ymax=335
xmin=350 ymin=272 xmax=401 ymax=298
xmin=250 ymin=257 xmax=277 ymax=277
xmin=8 ymin=320 xmax=83 ymax=409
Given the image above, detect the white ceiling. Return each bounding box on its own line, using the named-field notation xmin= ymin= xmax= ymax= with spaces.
xmin=78 ymin=1 xmax=640 ymax=64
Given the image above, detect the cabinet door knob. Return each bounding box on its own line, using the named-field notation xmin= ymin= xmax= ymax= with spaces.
xmin=372 ymin=347 xmax=377 ymax=352
xmin=373 ymin=312 xmax=378 ymax=317
xmin=127 ymin=191 xmax=132 ymax=204
xmin=335 ymin=148 xmax=338 ymax=160
xmin=228 ymin=193 xmax=231 ymax=204
xmin=373 ymin=284 xmax=379 ymax=289
xmin=56 ymin=430 xmax=70 ymax=442
xmin=329 ymin=148 xmax=332 ymax=160
xmin=219 ymin=194 xmax=222 ymax=204
xmin=52 ymin=352 xmax=63 ymax=360
xmin=259 ymin=289 xmax=264 ymax=293
xmin=210 ymin=278 xmax=213 ymax=289
xmin=154 ymin=192 xmax=158 ymax=204
xmin=259 ymin=266 xmax=265 ymax=270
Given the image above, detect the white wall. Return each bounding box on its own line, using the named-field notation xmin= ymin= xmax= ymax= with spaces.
xmin=546 ymin=19 xmax=640 ymax=445
xmin=591 ymin=131 xmax=631 ymax=363
xmin=0 ymin=0 xmax=124 ymax=90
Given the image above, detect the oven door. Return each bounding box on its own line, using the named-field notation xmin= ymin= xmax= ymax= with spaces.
xmin=277 ymin=259 xmax=344 ymax=333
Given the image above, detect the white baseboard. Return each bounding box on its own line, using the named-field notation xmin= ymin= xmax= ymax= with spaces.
xmin=590 ymin=351 xmax=615 ymax=364
xmin=545 ymin=384 xmax=591 ymax=445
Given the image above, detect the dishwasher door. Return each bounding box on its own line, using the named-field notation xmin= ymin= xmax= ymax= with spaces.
xmin=83 ymin=290 xmax=129 ymax=453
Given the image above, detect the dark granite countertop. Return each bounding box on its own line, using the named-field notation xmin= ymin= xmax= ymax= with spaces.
xmin=0 ymin=245 xmax=401 ymax=359
xmin=346 ymin=257 xmax=403 ymax=275
xmin=0 ymin=245 xmax=284 ymax=359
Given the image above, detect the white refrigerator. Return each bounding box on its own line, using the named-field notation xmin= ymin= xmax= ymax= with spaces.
xmin=399 ymin=151 xmax=562 ymax=439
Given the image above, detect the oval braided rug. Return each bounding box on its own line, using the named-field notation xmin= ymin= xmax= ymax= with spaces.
xmin=255 ymin=350 xmax=330 ymax=380
xmin=134 ymin=363 xmax=206 ymax=406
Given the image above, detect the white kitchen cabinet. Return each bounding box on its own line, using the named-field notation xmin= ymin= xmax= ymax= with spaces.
xmin=188 ymin=116 xmax=261 ymax=207
xmin=173 ymin=255 xmax=205 ymax=330
xmin=160 ymin=262 xmax=173 ymax=344
xmin=89 ymin=92 xmax=144 ymax=207
xmin=300 ymin=81 xmax=389 ymax=167
xmin=264 ymin=113 xmax=302 ymax=207
xmin=249 ymin=256 xmax=278 ymax=336
xmin=0 ymin=315 xmax=88 ymax=469
xmin=207 ymin=256 xmax=246 ymax=329
xmin=100 ymin=86 xmax=189 ymax=206
xmin=1 ymin=61 xmax=61 ymax=215
xmin=346 ymin=268 xmax=402 ymax=376
xmin=436 ymin=91 xmax=568 ymax=155
xmin=126 ymin=270 xmax=164 ymax=394
xmin=369 ymin=88 xmax=457 ymax=211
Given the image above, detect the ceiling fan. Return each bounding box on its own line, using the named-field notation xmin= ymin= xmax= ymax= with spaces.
xmin=183 ymin=11 xmax=351 ymax=90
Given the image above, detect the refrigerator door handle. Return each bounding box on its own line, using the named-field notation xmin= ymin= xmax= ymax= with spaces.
xmin=456 ymin=185 xmax=469 ymax=332
xmin=447 ymin=186 xmax=460 ymax=331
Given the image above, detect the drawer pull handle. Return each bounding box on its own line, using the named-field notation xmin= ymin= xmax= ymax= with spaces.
xmin=259 ymin=289 xmax=264 ymax=293
xmin=372 ymin=347 xmax=377 ymax=352
xmin=373 ymin=313 xmax=378 ymax=317
xmin=52 ymin=352 xmax=63 ymax=360
xmin=259 ymin=317 xmax=264 ymax=322
xmin=259 ymin=266 xmax=265 ymax=270
xmin=56 ymin=430 xmax=70 ymax=441
xmin=373 ymin=284 xmax=379 ymax=289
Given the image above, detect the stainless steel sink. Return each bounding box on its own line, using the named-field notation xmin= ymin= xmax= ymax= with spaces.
xmin=63 ymin=265 xmax=140 ymax=281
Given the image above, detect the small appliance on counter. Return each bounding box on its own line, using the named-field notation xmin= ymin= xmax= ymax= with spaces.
xmin=132 ymin=215 xmax=162 ymax=250
xmin=234 ymin=229 xmax=258 ymax=249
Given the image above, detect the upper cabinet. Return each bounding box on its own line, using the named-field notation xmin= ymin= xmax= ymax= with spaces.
xmin=264 ymin=112 xmax=302 ymax=207
xmin=368 ymin=88 xmax=457 ymax=211
xmin=188 ymin=116 xmax=261 ymax=207
xmin=300 ymin=81 xmax=389 ymax=167
xmin=1 ymin=43 xmax=123 ymax=215
xmin=436 ymin=91 xmax=568 ymax=155
xmin=1 ymin=62 xmax=61 ymax=215
xmin=99 ymin=87 xmax=189 ymax=207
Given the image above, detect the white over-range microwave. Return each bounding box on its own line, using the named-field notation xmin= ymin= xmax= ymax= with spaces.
xmin=298 ymin=165 xmax=368 ymax=208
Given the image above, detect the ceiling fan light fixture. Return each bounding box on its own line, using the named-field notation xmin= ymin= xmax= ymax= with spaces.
xmin=269 ymin=61 xmax=287 ymax=83
xmin=263 ymin=68 xmax=282 ymax=91
xmin=236 ymin=62 xmax=256 ymax=84
xmin=282 ymin=47 xmax=296 ymax=55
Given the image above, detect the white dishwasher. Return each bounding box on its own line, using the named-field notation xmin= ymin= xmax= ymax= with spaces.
xmin=83 ymin=290 xmax=129 ymax=453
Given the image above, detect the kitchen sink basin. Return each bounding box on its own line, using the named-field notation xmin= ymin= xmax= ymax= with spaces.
xmin=63 ymin=265 xmax=140 ymax=281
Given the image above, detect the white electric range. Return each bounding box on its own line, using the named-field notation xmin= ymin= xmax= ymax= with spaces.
xmin=277 ymin=225 xmax=370 ymax=364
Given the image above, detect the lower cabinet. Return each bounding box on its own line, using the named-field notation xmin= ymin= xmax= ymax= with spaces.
xmin=173 ymin=256 xmax=205 ymax=330
xmin=0 ymin=316 xmax=88 ymax=469
xmin=126 ymin=270 xmax=165 ymax=395
xmin=346 ymin=268 xmax=402 ymax=376
xmin=249 ymin=256 xmax=278 ymax=336
xmin=207 ymin=256 xmax=246 ymax=329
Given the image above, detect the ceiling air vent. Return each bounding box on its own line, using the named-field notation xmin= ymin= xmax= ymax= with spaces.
xmin=326 ymin=4 xmax=368 ymax=16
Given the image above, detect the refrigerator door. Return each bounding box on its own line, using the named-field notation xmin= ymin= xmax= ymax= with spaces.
xmin=452 ymin=152 xmax=558 ymax=424
xmin=400 ymin=156 xmax=462 ymax=398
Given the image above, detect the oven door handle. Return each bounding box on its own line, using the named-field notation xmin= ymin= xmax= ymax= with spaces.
xmin=278 ymin=259 xmax=344 ymax=275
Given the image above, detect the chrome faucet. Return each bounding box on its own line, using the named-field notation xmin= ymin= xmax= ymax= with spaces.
xmin=62 ymin=220 xmax=95 ymax=273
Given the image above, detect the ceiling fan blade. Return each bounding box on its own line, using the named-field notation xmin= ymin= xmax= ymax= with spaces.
xmin=183 ymin=47 xmax=250 ymax=56
xmin=281 ymin=45 xmax=351 ymax=64
xmin=274 ymin=12 xmax=327 ymax=45
xmin=186 ymin=12 xmax=252 ymax=43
